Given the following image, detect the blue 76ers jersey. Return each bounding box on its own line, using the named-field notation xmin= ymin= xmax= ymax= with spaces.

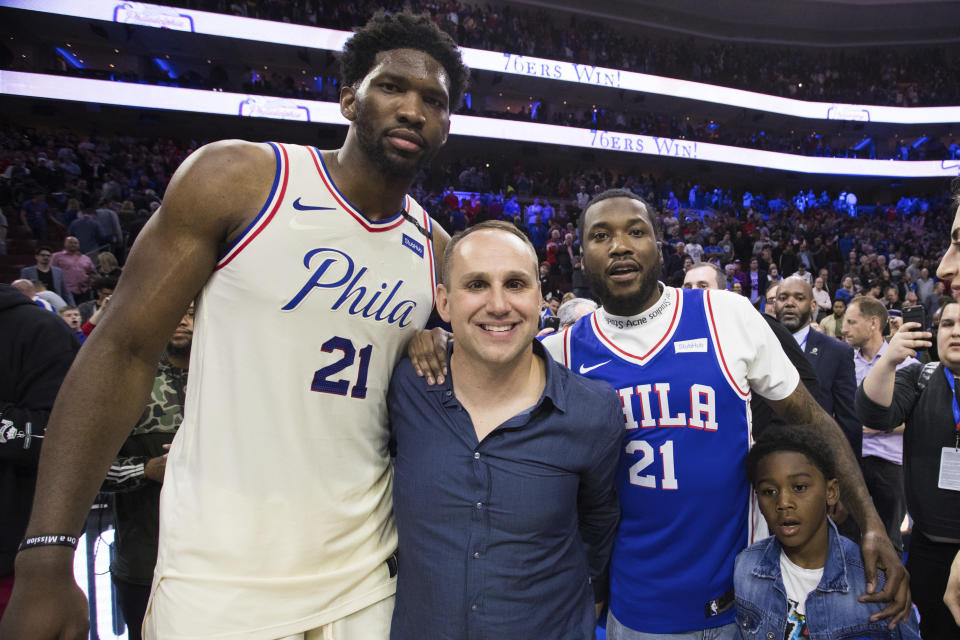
xmin=563 ymin=289 xmax=751 ymax=633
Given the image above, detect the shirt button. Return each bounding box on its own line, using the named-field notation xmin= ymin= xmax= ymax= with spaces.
xmin=445 ymin=390 xmax=452 ymax=397
xmin=476 ymin=502 xmax=483 ymax=509
xmin=471 ymin=604 xmax=478 ymax=611
xmin=766 ymin=633 xmax=775 ymax=640
xmin=473 ymin=452 xmax=480 ymax=459
xmin=473 ymin=552 xmax=480 ymax=559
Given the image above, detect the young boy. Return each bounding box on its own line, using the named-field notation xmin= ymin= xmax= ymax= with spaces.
xmin=734 ymin=426 xmax=919 ymax=639
xmin=58 ymin=305 xmax=85 ymax=344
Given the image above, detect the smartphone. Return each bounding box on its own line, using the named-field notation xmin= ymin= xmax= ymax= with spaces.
xmin=902 ymin=305 xmax=925 ymax=329
xmin=541 ymin=315 xmax=561 ymax=332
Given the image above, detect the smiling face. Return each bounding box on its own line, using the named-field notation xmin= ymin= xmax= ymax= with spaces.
xmin=755 ymin=451 xmax=838 ymax=568
xmin=344 ymin=48 xmax=451 ymax=179
xmin=437 ymin=228 xmax=541 ymax=371
xmin=581 ymin=197 xmax=662 ymax=316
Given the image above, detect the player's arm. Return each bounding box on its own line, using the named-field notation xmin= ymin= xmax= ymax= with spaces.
xmin=408 ymin=221 xmax=452 ymax=384
xmin=0 ymin=140 xmax=275 ymax=640
xmin=831 ymin=345 xmax=862 ymax=444
xmin=765 ymin=384 xmax=911 ymax=627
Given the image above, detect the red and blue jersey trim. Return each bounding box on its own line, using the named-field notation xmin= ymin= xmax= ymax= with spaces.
xmin=216 ymin=141 xmax=289 ymax=270
xmin=590 ymin=288 xmax=682 ymax=365
xmin=419 ymin=203 xmax=437 ymax=309
xmin=309 ymin=147 xmax=407 ymax=232
xmin=704 ymin=290 xmax=751 ymax=399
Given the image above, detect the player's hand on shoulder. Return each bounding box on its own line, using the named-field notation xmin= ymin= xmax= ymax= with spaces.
xmin=858 ymin=528 xmax=912 ymax=628
xmin=408 ymin=327 xmax=451 ymax=385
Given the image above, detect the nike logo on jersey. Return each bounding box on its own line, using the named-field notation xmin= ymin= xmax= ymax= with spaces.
xmin=292 ymin=197 xmax=336 ymax=211
xmin=579 ymin=360 xmax=610 ymax=374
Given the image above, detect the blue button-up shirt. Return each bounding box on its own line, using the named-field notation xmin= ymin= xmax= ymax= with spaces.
xmin=388 ymin=341 xmax=622 ymax=640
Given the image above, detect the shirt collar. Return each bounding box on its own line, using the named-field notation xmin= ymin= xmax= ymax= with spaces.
xmin=429 ymin=339 xmax=566 ymax=414
xmin=792 ymin=324 xmax=811 ymax=347
xmin=854 ymin=339 xmax=887 ymax=365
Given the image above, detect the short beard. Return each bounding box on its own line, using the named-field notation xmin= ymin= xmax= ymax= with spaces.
xmin=779 ymin=312 xmax=811 ymax=332
xmin=585 ymin=254 xmax=663 ymax=316
xmin=354 ymin=103 xmax=431 ymax=180
xmin=167 ymin=340 xmax=191 ymax=359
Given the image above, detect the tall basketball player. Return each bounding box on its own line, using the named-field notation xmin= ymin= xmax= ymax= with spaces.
xmin=0 ymin=12 xmax=467 ymax=640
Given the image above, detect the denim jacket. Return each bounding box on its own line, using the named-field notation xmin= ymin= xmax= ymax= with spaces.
xmin=733 ymin=521 xmax=920 ymax=640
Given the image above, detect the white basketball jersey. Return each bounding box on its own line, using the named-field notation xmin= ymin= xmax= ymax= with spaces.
xmin=148 ymin=142 xmax=436 ymax=638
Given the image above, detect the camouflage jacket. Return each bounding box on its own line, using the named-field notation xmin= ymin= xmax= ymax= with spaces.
xmin=103 ymin=357 xmax=187 ymax=492
xmin=103 ymin=356 xmax=186 ymax=584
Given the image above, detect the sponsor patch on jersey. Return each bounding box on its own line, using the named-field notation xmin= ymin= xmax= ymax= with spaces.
xmin=402 ymin=234 xmax=424 ymax=258
xmin=674 ymin=338 xmax=707 ymax=353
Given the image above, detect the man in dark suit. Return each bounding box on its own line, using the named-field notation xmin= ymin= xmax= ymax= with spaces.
xmin=18 ymin=247 xmax=74 ymax=306
xmin=775 ymin=276 xmax=860 ymax=454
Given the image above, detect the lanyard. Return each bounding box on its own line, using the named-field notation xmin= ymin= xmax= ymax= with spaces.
xmin=942 ymin=367 xmax=960 ymax=450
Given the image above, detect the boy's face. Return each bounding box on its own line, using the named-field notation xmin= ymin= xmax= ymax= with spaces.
xmin=755 ymin=451 xmax=839 ymax=568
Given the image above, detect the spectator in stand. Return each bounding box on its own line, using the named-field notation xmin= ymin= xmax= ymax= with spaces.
xmin=96 ymin=252 xmax=122 ymax=279
xmin=925 ymin=281 xmax=948 ymax=324
xmin=556 ymin=297 xmax=598 ymax=330
xmin=913 ymin=267 xmax=934 ymax=304
xmin=884 ymin=286 xmax=902 ymax=312
xmin=10 ymin=280 xmax=54 ymax=313
xmin=32 ymin=283 xmax=68 ymax=313
xmin=812 ymin=277 xmax=832 ymax=320
xmin=745 ymin=257 xmax=768 ymax=306
xmin=67 ymin=209 xmax=105 ymax=256
xmin=792 ymin=262 xmax=813 ymax=286
xmin=835 ymin=276 xmax=857 ymax=304
xmin=20 ymin=247 xmax=74 ymax=306
xmin=843 ymin=295 xmax=914 ymax=554
xmin=95 ymin=201 xmax=124 ymax=254
xmin=820 ymin=299 xmax=846 ymax=340
xmin=857 ymin=303 xmax=959 ymax=638
xmin=50 ymin=236 xmax=98 ymax=304
xmin=540 ymin=199 xmax=554 ymax=225
xmin=775 ymin=278 xmax=860 ymax=455
xmin=0 ymin=284 xmax=79 ymax=617
xmin=19 ymin=193 xmax=59 ymax=242
xmin=58 ymin=306 xmax=85 ymax=344
xmin=78 ymin=277 xmax=117 ymax=325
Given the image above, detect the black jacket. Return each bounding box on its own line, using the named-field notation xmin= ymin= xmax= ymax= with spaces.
xmin=0 ymin=284 xmax=79 ymax=575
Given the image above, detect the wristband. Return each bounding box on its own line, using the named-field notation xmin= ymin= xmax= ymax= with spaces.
xmin=18 ymin=534 xmax=79 ymax=552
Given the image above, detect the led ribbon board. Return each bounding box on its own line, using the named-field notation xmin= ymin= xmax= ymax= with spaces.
xmin=3 ymin=0 xmax=960 ymax=125
xmin=2 ymin=71 xmax=957 ymax=178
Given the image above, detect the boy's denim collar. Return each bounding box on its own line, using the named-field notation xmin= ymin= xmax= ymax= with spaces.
xmin=751 ymin=519 xmax=850 ymax=594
